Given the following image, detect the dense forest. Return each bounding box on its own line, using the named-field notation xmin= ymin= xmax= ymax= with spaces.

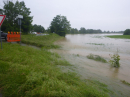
xmin=0 ymin=1 xmax=125 ymax=36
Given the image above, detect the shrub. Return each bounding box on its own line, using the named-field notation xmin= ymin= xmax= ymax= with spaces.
xmin=109 ymin=53 xmax=120 ymax=67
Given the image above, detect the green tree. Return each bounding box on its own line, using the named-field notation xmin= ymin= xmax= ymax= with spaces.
xmin=49 ymin=15 xmax=71 ymax=37
xmin=79 ymin=27 xmax=87 ymax=34
xmin=33 ymin=24 xmax=45 ymax=33
xmin=1 ymin=1 xmax=33 ymax=33
xmin=0 ymin=9 xmax=3 ymax=14
xmin=123 ymin=29 xmax=130 ymax=35
xmin=69 ymin=28 xmax=79 ymax=34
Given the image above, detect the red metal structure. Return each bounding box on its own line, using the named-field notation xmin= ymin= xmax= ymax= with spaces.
xmin=7 ymin=32 xmax=20 ymax=42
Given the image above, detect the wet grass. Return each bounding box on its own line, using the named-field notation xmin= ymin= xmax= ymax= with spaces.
xmin=21 ymin=33 xmax=62 ymax=49
xmin=92 ymin=36 xmax=102 ymax=38
xmin=76 ymin=54 xmax=80 ymax=57
xmin=0 ymin=43 xmax=110 ymax=96
xmin=72 ymin=54 xmax=80 ymax=57
xmin=0 ymin=34 xmax=111 ymax=96
xmin=86 ymin=43 xmax=105 ymax=45
xmin=106 ymin=35 xmax=130 ymax=39
xmin=84 ymin=79 xmax=113 ymax=93
xmin=87 ymin=54 xmax=107 ymax=63
xmin=121 ymin=80 xmax=130 ymax=86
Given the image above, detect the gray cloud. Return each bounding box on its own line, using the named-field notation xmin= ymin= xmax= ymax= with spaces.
xmin=1 ymin=0 xmax=130 ymax=31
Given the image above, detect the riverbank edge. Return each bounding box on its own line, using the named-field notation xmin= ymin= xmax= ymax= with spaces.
xmin=0 ymin=34 xmax=111 ymax=97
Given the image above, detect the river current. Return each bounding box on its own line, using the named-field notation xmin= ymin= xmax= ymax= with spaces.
xmin=51 ymin=34 xmax=130 ymax=96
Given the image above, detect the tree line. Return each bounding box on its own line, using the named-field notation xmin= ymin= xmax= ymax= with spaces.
xmin=68 ymin=27 xmax=124 ymax=34
xmin=0 ymin=1 xmax=70 ymax=36
xmin=0 ymin=0 xmax=128 ymax=36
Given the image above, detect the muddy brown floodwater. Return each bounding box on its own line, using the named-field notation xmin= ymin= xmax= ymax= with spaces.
xmin=51 ymin=34 xmax=130 ymax=97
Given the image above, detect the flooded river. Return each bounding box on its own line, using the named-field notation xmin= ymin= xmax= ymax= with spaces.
xmin=51 ymin=34 xmax=130 ymax=96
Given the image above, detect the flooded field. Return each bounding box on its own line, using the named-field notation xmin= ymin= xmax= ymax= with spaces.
xmin=51 ymin=34 xmax=130 ymax=96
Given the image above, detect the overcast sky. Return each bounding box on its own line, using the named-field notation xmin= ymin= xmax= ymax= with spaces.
xmin=0 ymin=0 xmax=130 ymax=31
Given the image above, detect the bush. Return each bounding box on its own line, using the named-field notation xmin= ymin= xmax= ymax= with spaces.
xmin=109 ymin=53 xmax=120 ymax=67
xmin=123 ymin=29 xmax=130 ymax=35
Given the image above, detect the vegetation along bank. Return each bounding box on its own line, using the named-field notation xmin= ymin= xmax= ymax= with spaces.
xmin=106 ymin=29 xmax=130 ymax=39
xmin=0 ymin=34 xmax=111 ymax=97
xmin=106 ymin=35 xmax=130 ymax=39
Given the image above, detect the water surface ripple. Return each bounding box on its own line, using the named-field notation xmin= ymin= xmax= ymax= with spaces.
xmin=51 ymin=34 xmax=130 ymax=96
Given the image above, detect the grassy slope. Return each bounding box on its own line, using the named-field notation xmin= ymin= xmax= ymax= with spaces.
xmin=21 ymin=33 xmax=61 ymax=49
xmin=0 ymin=34 xmax=110 ymax=97
xmin=106 ymin=35 xmax=130 ymax=39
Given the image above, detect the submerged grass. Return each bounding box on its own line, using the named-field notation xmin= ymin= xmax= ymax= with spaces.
xmin=121 ymin=80 xmax=130 ymax=86
xmin=21 ymin=33 xmax=62 ymax=49
xmin=86 ymin=43 xmax=105 ymax=45
xmin=106 ymin=35 xmax=130 ymax=39
xmin=87 ymin=54 xmax=107 ymax=63
xmin=92 ymin=36 xmax=102 ymax=38
xmin=0 ymin=43 xmax=110 ymax=97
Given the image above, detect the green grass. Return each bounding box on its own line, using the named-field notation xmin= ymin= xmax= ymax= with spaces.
xmin=92 ymin=36 xmax=102 ymax=38
xmin=87 ymin=54 xmax=107 ymax=63
xmin=21 ymin=33 xmax=62 ymax=49
xmin=86 ymin=43 xmax=104 ymax=45
xmin=121 ymin=80 xmax=130 ymax=86
xmin=0 ymin=43 xmax=110 ymax=97
xmin=106 ymin=35 xmax=130 ymax=39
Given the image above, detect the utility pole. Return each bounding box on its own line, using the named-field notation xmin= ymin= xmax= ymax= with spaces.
xmin=16 ymin=15 xmax=23 ymax=45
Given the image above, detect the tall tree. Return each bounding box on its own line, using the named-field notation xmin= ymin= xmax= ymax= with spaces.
xmin=69 ymin=28 xmax=79 ymax=34
xmin=49 ymin=15 xmax=71 ymax=37
xmin=79 ymin=27 xmax=87 ymax=34
xmin=33 ymin=24 xmax=45 ymax=33
xmin=1 ymin=1 xmax=33 ymax=33
xmin=123 ymin=29 xmax=130 ymax=35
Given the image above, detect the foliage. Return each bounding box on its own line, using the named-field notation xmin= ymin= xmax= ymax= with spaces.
xmin=109 ymin=53 xmax=120 ymax=68
xmin=87 ymin=54 xmax=107 ymax=63
xmin=21 ymin=33 xmax=62 ymax=49
xmin=106 ymin=35 xmax=130 ymax=39
xmin=86 ymin=43 xmax=104 ymax=45
xmin=68 ymin=27 xmax=102 ymax=34
xmin=79 ymin=27 xmax=87 ymax=34
xmin=77 ymin=54 xmax=79 ymax=57
xmin=68 ymin=27 xmax=123 ymax=34
xmin=68 ymin=28 xmax=79 ymax=34
xmin=123 ymin=29 xmax=130 ymax=35
xmin=121 ymin=80 xmax=130 ymax=86
xmin=49 ymin=15 xmax=71 ymax=37
xmin=0 ymin=43 xmax=110 ymax=97
xmin=0 ymin=9 xmax=3 ymax=14
xmin=32 ymin=24 xmax=45 ymax=33
xmin=1 ymin=1 xmax=33 ymax=33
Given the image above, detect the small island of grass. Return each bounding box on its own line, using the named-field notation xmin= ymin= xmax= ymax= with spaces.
xmin=106 ymin=35 xmax=130 ymax=39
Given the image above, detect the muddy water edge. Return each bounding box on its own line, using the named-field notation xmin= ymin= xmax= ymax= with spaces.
xmin=50 ymin=34 xmax=130 ymax=97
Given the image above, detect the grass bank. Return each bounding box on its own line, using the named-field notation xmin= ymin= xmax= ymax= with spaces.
xmin=0 ymin=43 xmax=110 ymax=97
xmin=106 ymin=35 xmax=130 ymax=39
xmin=0 ymin=34 xmax=110 ymax=96
xmin=21 ymin=33 xmax=62 ymax=49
